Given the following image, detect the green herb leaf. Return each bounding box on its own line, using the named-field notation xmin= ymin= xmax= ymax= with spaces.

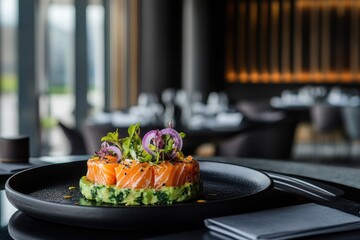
xmin=128 ymin=122 xmax=140 ymax=137
xmin=100 ymin=129 xmax=121 ymax=148
xmin=98 ymin=122 xmax=185 ymax=163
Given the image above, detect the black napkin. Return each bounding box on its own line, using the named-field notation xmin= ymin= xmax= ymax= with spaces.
xmin=204 ymin=203 xmax=360 ymax=240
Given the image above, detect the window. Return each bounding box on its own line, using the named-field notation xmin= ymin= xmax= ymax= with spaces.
xmin=41 ymin=1 xmax=76 ymax=155
xmin=1 ymin=0 xmax=139 ymax=156
xmin=87 ymin=1 xmax=105 ymax=114
xmin=40 ymin=0 xmax=106 ymax=155
xmin=0 ymin=0 xmax=18 ymax=136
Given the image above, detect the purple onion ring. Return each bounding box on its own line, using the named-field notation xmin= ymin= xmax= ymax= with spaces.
xmin=142 ymin=130 xmax=158 ymax=156
xmin=160 ymin=128 xmax=183 ymax=151
xmin=142 ymin=128 xmax=183 ymax=159
xmin=104 ymin=145 xmax=122 ymax=161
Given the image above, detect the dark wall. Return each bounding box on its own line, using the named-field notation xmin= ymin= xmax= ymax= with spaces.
xmin=139 ymin=0 xmax=226 ymax=98
xmin=139 ymin=0 xmax=183 ymax=96
xmin=200 ymin=0 xmax=227 ymax=95
xmin=182 ymin=0 xmax=226 ymax=96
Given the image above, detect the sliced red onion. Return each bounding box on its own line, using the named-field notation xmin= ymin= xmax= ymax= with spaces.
xmin=142 ymin=130 xmax=158 ymax=156
xmin=142 ymin=128 xmax=183 ymax=159
xmin=160 ymin=128 xmax=183 ymax=151
xmin=101 ymin=141 xmax=109 ymax=149
xmin=104 ymin=145 xmax=122 ymax=161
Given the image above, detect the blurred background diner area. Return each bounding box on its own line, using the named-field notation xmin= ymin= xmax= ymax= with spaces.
xmin=2 ymin=0 xmax=360 ymax=167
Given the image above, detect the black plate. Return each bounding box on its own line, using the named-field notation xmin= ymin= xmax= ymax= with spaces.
xmin=5 ymin=160 xmax=272 ymax=230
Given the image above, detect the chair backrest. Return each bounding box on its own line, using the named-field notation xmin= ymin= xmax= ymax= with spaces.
xmin=341 ymin=106 xmax=360 ymax=140
xmin=217 ymin=112 xmax=297 ymax=160
xmin=58 ymin=121 xmax=87 ymax=155
xmin=236 ymin=100 xmax=273 ymax=117
xmin=310 ymin=103 xmax=342 ymax=133
xmin=82 ymin=123 xmax=120 ymax=155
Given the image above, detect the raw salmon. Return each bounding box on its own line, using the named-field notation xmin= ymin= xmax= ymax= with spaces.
xmin=115 ymin=159 xmax=154 ymax=189
xmin=153 ymin=161 xmax=192 ymax=189
xmin=86 ymin=155 xmax=118 ymax=185
xmin=86 ymin=155 xmax=200 ymax=189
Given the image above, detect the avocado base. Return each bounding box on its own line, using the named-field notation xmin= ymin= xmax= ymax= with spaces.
xmin=79 ymin=176 xmax=202 ymax=205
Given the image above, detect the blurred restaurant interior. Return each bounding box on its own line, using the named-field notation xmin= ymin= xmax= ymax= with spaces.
xmin=2 ymin=0 xmax=360 ymax=167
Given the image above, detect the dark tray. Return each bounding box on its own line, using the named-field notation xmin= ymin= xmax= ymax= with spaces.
xmin=5 ymin=160 xmax=272 ymax=230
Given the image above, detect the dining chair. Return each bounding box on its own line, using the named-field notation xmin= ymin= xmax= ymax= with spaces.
xmin=341 ymin=106 xmax=360 ymax=160
xmin=216 ymin=111 xmax=297 ymax=160
xmin=58 ymin=121 xmax=87 ymax=155
xmin=310 ymin=103 xmax=343 ymax=161
xmin=235 ymin=100 xmax=273 ymax=119
xmin=82 ymin=122 xmax=125 ymax=155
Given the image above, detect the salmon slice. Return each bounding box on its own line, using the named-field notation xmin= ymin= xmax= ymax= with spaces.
xmin=183 ymin=155 xmax=200 ymax=183
xmin=172 ymin=162 xmax=187 ymax=186
xmin=86 ymin=158 xmax=97 ymax=183
xmin=86 ymin=156 xmax=119 ymax=185
xmin=153 ymin=156 xmax=199 ymax=189
xmin=115 ymin=159 xmax=154 ymax=189
xmin=154 ymin=161 xmax=176 ymax=188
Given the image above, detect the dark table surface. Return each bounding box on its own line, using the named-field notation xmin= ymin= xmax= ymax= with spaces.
xmin=2 ymin=156 xmax=360 ymax=239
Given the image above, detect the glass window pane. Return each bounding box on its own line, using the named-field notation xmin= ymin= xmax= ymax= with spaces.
xmin=0 ymin=0 xmax=18 ymax=136
xmin=41 ymin=1 xmax=75 ymax=155
xmin=87 ymin=3 xmax=104 ymax=114
xmin=42 ymin=0 xmax=106 ymax=155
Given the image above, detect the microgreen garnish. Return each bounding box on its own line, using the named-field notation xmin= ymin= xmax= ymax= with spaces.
xmin=101 ymin=129 xmax=121 ymax=149
xmin=94 ymin=123 xmax=185 ymax=164
xmin=142 ymin=127 xmax=185 ymax=163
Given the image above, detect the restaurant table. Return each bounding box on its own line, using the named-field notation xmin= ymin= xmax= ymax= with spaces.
xmin=2 ymin=156 xmax=360 ymax=239
xmin=269 ymin=97 xmax=313 ymax=124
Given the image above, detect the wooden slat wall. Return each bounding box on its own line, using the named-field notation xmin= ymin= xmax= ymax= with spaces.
xmin=110 ymin=0 xmax=139 ymax=109
xmin=226 ymin=0 xmax=360 ymax=83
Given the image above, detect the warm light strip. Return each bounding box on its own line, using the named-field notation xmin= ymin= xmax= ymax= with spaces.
xmin=350 ymin=0 xmax=359 ymax=75
xmin=270 ymin=0 xmax=280 ymax=78
xmin=309 ymin=1 xmax=319 ymax=81
xmin=320 ymin=0 xmax=330 ymax=75
xmin=281 ymin=1 xmax=291 ymax=83
xmin=293 ymin=0 xmax=302 ymax=77
xmin=298 ymin=0 xmax=360 ymax=8
xmin=248 ymin=0 xmax=258 ymax=77
xmin=225 ymin=0 xmax=236 ymax=83
xmin=259 ymin=1 xmax=269 ymax=75
xmin=226 ymin=72 xmax=360 ymax=83
xmin=238 ymin=1 xmax=247 ymax=77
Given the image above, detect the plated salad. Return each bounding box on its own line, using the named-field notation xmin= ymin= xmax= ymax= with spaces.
xmin=79 ymin=123 xmax=202 ymax=205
